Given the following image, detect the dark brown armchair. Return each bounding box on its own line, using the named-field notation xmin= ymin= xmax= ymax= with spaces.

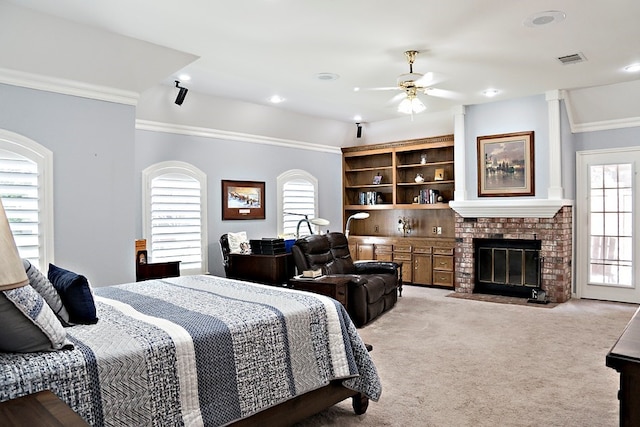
xmin=291 ymin=232 xmax=400 ymax=327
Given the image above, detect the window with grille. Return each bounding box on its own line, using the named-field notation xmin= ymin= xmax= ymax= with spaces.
xmin=589 ymin=163 xmax=633 ymax=286
xmin=0 ymin=130 xmax=53 ymax=271
xmin=277 ymin=170 xmax=319 ymax=238
xmin=142 ymin=162 xmax=207 ymax=275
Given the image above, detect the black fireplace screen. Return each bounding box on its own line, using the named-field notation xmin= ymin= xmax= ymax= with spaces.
xmin=475 ymin=238 xmax=542 ymax=295
xmin=477 ymin=247 xmax=540 ymax=287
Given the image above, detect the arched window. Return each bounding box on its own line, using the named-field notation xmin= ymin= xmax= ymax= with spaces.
xmin=142 ymin=161 xmax=208 ymax=275
xmin=0 ymin=129 xmax=53 ymax=271
xmin=277 ymin=169 xmax=319 ymax=238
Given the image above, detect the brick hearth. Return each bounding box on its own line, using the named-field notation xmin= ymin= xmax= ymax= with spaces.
xmin=454 ymin=206 xmax=572 ymax=303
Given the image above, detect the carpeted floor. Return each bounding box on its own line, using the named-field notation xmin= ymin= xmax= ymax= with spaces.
xmin=296 ymin=285 xmax=638 ymax=427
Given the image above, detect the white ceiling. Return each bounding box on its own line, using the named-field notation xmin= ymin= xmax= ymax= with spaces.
xmin=3 ymin=0 xmax=640 ymax=124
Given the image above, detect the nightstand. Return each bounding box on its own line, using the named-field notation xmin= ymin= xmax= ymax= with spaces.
xmin=289 ymin=275 xmax=350 ymax=309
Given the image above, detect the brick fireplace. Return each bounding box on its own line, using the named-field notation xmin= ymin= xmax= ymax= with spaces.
xmin=454 ymin=206 xmax=572 ymax=303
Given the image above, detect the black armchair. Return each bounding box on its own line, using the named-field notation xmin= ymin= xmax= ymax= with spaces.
xmin=291 ymin=232 xmax=400 ymax=327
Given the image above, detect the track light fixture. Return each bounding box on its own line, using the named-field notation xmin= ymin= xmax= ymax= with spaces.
xmin=356 ymin=122 xmax=362 ymax=138
xmin=174 ymin=80 xmax=188 ymax=105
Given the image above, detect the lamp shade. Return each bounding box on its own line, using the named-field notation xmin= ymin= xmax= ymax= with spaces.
xmin=0 ymin=199 xmax=29 ymax=290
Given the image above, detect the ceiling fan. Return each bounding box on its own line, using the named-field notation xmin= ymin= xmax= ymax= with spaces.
xmin=365 ymin=50 xmax=448 ymax=115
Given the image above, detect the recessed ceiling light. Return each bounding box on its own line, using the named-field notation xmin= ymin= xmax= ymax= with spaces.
xmin=269 ymin=95 xmax=285 ymax=104
xmin=353 ymin=87 xmax=361 ymax=92
xmin=523 ymin=10 xmax=566 ymax=27
xmin=624 ymin=63 xmax=640 ymax=73
xmin=178 ymin=73 xmax=191 ymax=81
xmin=483 ymin=88 xmax=500 ymax=97
xmin=315 ymin=72 xmax=339 ymax=81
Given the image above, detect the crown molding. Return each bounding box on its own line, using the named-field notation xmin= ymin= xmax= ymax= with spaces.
xmin=0 ymin=67 xmax=139 ymax=105
xmin=449 ymin=199 xmax=573 ymax=218
xmin=570 ymin=116 xmax=640 ymax=133
xmin=135 ymin=120 xmax=342 ymax=154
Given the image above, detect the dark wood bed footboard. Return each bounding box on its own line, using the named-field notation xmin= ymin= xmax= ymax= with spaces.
xmin=230 ymin=380 xmax=368 ymax=426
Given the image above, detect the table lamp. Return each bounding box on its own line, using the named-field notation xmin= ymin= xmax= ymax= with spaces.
xmin=345 ymin=212 xmax=370 ymax=238
xmin=0 ymin=199 xmax=29 ymax=290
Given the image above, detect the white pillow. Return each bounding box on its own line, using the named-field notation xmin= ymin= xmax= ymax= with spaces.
xmin=23 ymin=259 xmax=71 ymax=326
xmin=228 ymin=231 xmax=249 ymax=254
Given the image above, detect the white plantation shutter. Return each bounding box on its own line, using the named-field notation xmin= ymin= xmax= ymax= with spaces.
xmin=278 ymin=170 xmax=319 ymax=237
xmin=0 ymin=151 xmax=39 ymax=260
xmin=143 ymin=162 xmax=207 ymax=275
xmin=0 ymin=131 xmax=53 ymax=271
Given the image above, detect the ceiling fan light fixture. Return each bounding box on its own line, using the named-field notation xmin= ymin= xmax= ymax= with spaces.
xmin=397 ymin=96 xmax=426 ymax=115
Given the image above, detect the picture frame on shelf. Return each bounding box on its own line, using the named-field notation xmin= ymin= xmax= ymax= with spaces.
xmin=477 ymin=131 xmax=535 ymax=197
xmin=222 ymin=180 xmax=266 ymax=220
xmin=372 ymin=173 xmax=383 ymax=185
xmin=434 ymin=168 xmax=445 ymax=181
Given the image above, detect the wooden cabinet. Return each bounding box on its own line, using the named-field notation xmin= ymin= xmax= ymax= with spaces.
xmin=356 ymin=243 xmax=374 ymax=260
xmin=342 ymin=135 xmax=456 ymax=240
xmin=350 ymin=236 xmax=454 ymax=288
xmin=342 ymin=135 xmax=456 ymax=289
xmin=412 ymin=246 xmax=433 ymax=285
xmin=432 ymin=247 xmax=455 ymax=287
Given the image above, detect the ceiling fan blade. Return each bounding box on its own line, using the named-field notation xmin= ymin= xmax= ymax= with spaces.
xmin=359 ymin=86 xmax=400 ymax=91
xmin=423 ymin=87 xmax=462 ymax=100
xmin=385 ymin=91 xmax=407 ymax=107
xmin=414 ymin=72 xmax=434 ymax=86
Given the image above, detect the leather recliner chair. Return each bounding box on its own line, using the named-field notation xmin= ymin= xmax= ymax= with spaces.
xmin=291 ymin=232 xmax=400 ymax=327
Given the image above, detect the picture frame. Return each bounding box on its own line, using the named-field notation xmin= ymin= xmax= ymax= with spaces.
xmin=372 ymin=173 xmax=383 ymax=185
xmin=222 ymin=180 xmax=266 ymax=220
xmin=477 ymin=131 xmax=535 ymax=197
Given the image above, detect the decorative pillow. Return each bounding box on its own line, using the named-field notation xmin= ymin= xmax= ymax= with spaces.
xmin=228 ymin=231 xmax=249 ymax=254
xmin=48 ymin=264 xmax=98 ymax=324
xmin=23 ymin=259 xmax=72 ymax=326
xmin=0 ymin=286 xmax=73 ymax=353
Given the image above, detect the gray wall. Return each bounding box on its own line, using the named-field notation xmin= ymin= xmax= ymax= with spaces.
xmin=0 ymin=83 xmax=136 ymax=286
xmin=464 ymin=95 xmax=550 ymax=200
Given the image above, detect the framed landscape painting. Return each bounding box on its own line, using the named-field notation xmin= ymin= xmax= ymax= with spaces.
xmin=222 ymin=180 xmax=265 ymax=220
xmin=477 ymin=131 xmax=535 ymax=197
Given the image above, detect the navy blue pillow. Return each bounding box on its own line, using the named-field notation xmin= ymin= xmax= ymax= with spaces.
xmin=48 ymin=263 xmax=98 ymax=324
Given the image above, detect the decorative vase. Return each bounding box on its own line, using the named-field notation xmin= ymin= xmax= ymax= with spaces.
xmin=415 ymin=173 xmax=424 ymax=183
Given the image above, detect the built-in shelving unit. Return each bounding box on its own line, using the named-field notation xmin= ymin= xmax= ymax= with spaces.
xmin=342 ymin=135 xmax=455 ymax=211
xmin=342 ymin=135 xmax=456 ymax=286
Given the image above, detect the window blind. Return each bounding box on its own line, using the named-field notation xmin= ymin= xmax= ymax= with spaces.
xmin=282 ymin=179 xmax=316 ymax=237
xmin=150 ymin=173 xmax=202 ymax=271
xmin=0 ymin=149 xmax=41 ymax=268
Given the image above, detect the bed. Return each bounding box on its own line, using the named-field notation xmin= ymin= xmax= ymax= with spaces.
xmin=0 ymin=274 xmax=381 ymax=426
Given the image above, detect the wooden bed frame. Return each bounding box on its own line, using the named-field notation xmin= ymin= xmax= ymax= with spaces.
xmin=232 ymin=380 xmax=368 ymax=426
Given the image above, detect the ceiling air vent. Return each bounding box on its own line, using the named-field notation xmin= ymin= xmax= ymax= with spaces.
xmin=557 ymin=52 xmax=587 ymax=65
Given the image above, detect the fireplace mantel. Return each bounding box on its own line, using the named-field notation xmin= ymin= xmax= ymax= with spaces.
xmin=449 ymin=199 xmax=573 ymax=218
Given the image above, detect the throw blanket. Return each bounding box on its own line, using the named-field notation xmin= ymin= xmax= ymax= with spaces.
xmin=0 ymin=275 xmax=381 ymax=426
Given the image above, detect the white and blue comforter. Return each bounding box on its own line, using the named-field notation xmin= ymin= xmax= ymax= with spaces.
xmin=0 ymin=275 xmax=381 ymax=426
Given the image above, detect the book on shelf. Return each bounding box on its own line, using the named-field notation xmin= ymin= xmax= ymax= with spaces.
xmin=418 ymin=189 xmax=440 ymax=204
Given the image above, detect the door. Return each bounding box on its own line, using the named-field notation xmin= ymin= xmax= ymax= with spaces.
xmin=576 ymin=148 xmax=640 ymax=303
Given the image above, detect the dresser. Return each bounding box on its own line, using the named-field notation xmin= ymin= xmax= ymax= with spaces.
xmin=607 ymin=306 xmax=640 ymax=427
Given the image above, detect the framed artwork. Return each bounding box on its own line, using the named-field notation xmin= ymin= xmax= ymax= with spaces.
xmin=372 ymin=173 xmax=383 ymax=185
xmin=221 ymin=180 xmax=266 ymax=220
xmin=477 ymin=131 xmax=535 ymax=197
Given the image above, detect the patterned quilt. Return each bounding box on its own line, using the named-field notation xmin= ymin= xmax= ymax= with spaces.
xmin=0 ymin=275 xmax=381 ymax=426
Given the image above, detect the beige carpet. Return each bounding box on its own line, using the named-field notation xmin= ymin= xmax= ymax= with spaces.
xmin=296 ymin=286 xmax=638 ymax=427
